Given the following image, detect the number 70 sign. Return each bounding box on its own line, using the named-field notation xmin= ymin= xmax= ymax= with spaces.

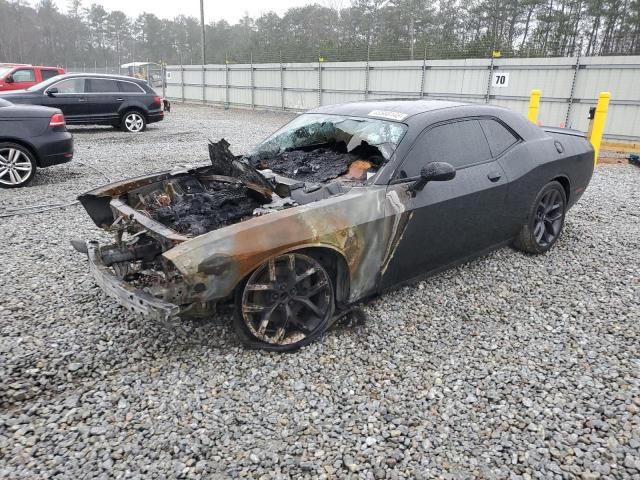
xmin=492 ymin=72 xmax=510 ymax=88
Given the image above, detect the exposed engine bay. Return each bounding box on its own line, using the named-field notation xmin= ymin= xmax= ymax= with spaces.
xmin=126 ymin=135 xmax=388 ymax=238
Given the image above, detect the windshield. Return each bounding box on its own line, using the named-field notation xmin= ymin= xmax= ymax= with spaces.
xmin=246 ymin=114 xmax=407 ymax=183
xmin=0 ymin=67 xmax=12 ymax=78
xmin=253 ymin=113 xmax=406 ymax=160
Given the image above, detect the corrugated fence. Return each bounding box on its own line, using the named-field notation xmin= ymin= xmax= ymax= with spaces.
xmin=164 ymin=55 xmax=640 ymax=141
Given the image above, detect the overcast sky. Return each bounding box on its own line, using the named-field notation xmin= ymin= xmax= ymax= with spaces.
xmin=39 ymin=0 xmax=328 ymax=24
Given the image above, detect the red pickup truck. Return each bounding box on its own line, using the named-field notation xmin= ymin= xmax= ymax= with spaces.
xmin=0 ymin=64 xmax=65 ymax=91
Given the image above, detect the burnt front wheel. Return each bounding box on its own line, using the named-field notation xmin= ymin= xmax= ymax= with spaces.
xmin=234 ymin=253 xmax=335 ymax=351
xmin=513 ymin=181 xmax=567 ymax=254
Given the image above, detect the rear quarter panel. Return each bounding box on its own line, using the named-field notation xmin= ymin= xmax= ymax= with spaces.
xmin=498 ymin=131 xmax=594 ymax=232
xmin=117 ymin=94 xmax=162 ymax=117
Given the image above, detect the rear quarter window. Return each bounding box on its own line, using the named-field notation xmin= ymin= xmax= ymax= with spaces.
xmin=40 ymin=69 xmax=60 ymax=81
xmin=88 ymin=78 xmax=120 ymax=93
xmin=118 ymin=81 xmax=144 ymax=93
xmin=480 ymin=119 xmax=520 ymax=157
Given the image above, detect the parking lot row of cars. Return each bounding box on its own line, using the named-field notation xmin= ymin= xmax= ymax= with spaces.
xmin=0 ymin=69 xmax=165 ymax=188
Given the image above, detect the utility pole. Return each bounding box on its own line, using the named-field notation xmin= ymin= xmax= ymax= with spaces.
xmin=200 ymin=0 xmax=206 ymax=65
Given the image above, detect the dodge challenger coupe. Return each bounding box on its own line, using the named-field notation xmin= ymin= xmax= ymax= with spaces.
xmin=72 ymin=100 xmax=594 ymax=350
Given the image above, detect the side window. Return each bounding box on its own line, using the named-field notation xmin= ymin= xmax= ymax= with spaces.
xmin=12 ymin=68 xmax=36 ymax=82
xmin=88 ymin=79 xmax=120 ymax=93
xmin=480 ymin=119 xmax=519 ymax=157
xmin=52 ymin=78 xmax=86 ymax=94
xmin=399 ymin=119 xmax=492 ymax=177
xmin=118 ymin=81 xmax=144 ymax=93
xmin=41 ymin=69 xmax=60 ymax=81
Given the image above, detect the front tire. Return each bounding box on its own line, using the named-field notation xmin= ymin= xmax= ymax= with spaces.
xmin=234 ymin=253 xmax=335 ymax=351
xmin=121 ymin=111 xmax=146 ymax=133
xmin=0 ymin=143 xmax=37 ymax=188
xmin=513 ymin=181 xmax=567 ymax=254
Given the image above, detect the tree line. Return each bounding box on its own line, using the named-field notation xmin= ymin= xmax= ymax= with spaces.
xmin=0 ymin=0 xmax=638 ymax=68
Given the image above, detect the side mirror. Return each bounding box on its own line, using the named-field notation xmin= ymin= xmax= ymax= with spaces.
xmin=47 ymin=87 xmax=58 ymax=96
xmin=5 ymin=75 xmax=14 ymax=84
xmin=408 ymin=161 xmax=456 ymax=196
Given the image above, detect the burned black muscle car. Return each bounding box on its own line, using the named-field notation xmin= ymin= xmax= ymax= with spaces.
xmin=72 ymin=100 xmax=594 ymax=350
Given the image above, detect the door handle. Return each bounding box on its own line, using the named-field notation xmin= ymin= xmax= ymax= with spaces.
xmin=78 ymin=97 xmax=87 ymax=102
xmin=116 ymin=98 xmax=124 ymax=101
xmin=487 ymin=171 xmax=502 ymax=182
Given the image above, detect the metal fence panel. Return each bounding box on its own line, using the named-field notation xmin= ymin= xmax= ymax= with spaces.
xmin=164 ymin=55 xmax=640 ymax=140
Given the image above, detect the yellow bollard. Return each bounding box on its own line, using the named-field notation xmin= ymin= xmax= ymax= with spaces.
xmin=589 ymin=92 xmax=611 ymax=165
xmin=528 ymin=89 xmax=541 ymax=124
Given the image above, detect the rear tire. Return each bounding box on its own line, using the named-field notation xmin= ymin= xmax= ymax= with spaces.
xmin=0 ymin=142 xmax=37 ymax=188
xmin=513 ymin=181 xmax=567 ymax=254
xmin=121 ymin=110 xmax=146 ymax=133
xmin=233 ymin=253 xmax=335 ymax=352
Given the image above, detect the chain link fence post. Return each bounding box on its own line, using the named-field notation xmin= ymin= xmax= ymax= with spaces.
xmin=280 ymin=50 xmax=285 ymax=111
xmin=225 ymin=54 xmax=230 ymax=109
xmin=565 ymin=38 xmax=584 ymax=127
xmin=485 ymin=34 xmax=497 ymax=104
xmin=180 ymin=60 xmax=185 ymax=103
xmin=420 ymin=45 xmax=427 ymax=98
xmin=202 ymin=63 xmax=206 ymax=104
xmin=250 ymin=51 xmax=255 ymax=110
xmin=364 ymin=44 xmax=370 ymax=100
xmin=317 ymin=48 xmax=322 ymax=107
xmin=486 ymin=54 xmax=494 ymax=104
xmin=161 ymin=62 xmax=166 ymax=99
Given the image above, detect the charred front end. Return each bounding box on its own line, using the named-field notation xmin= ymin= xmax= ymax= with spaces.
xmin=73 ymin=139 xmax=297 ymax=319
xmin=73 ymin=114 xmax=408 ymax=327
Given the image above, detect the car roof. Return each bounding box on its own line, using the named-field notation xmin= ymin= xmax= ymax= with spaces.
xmin=55 ymin=72 xmax=146 ymax=83
xmin=308 ymin=99 xmax=468 ymax=121
xmin=1 ymin=64 xmax=61 ymax=69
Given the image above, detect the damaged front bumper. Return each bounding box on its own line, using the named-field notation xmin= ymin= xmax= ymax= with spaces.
xmin=84 ymin=240 xmax=181 ymax=321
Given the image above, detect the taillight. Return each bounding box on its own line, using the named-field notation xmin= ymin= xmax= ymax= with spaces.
xmin=49 ymin=113 xmax=66 ymax=127
xmin=153 ymin=96 xmax=162 ymax=105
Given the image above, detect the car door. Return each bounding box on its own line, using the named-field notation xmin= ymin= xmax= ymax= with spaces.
xmin=478 ymin=117 xmax=526 ymax=238
xmin=6 ymin=67 xmax=36 ymax=90
xmin=42 ymin=77 xmax=88 ymax=122
xmin=85 ymin=78 xmax=123 ymax=124
xmin=380 ymin=118 xmax=509 ymax=290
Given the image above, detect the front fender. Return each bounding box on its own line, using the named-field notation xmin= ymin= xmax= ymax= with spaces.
xmin=163 ymin=186 xmax=394 ymax=302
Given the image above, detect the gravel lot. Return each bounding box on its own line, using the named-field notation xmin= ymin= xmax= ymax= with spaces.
xmin=1 ymin=104 xmax=639 ymax=479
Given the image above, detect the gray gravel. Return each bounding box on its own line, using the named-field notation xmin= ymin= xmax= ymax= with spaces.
xmin=1 ymin=103 xmax=639 ymax=479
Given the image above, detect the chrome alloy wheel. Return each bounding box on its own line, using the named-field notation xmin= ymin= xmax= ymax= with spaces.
xmin=0 ymin=147 xmax=33 ymax=186
xmin=240 ymin=253 xmax=333 ymax=346
xmin=124 ymin=112 xmax=144 ymax=132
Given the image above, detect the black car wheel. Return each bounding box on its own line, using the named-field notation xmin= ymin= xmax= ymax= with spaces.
xmin=234 ymin=253 xmax=335 ymax=351
xmin=514 ymin=181 xmax=567 ymax=254
xmin=121 ymin=111 xmax=146 ymax=133
xmin=0 ymin=143 xmax=36 ymax=188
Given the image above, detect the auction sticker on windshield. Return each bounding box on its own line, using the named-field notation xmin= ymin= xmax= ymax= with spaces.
xmin=367 ymin=110 xmax=408 ymax=121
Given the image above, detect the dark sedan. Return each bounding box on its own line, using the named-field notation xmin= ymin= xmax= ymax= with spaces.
xmin=73 ymin=100 xmax=594 ymax=350
xmin=0 ymin=73 xmax=164 ymax=133
xmin=0 ymin=98 xmax=73 ymax=188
